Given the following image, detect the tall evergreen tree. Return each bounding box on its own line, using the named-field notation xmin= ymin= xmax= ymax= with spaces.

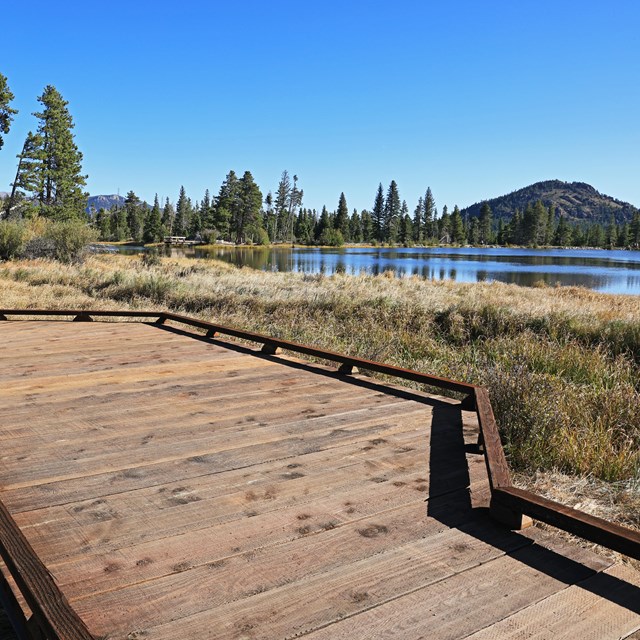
xmin=200 ymin=189 xmax=214 ymax=229
xmin=8 ymin=132 xmax=43 ymax=217
xmin=174 ymin=186 xmax=190 ymax=236
xmin=234 ymin=171 xmax=263 ymax=243
xmin=144 ymin=194 xmax=163 ymax=243
xmin=162 ymin=198 xmax=174 ymax=235
xmin=412 ymin=197 xmax=424 ymax=243
xmin=478 ymin=202 xmax=492 ymax=244
xmin=335 ymin=192 xmax=349 ymax=239
xmin=264 ymin=191 xmax=276 ymax=241
xmin=606 ymin=212 xmax=618 ymax=247
xmin=423 ymin=187 xmax=436 ymax=240
xmin=361 ymin=210 xmax=374 ymax=243
xmin=371 ymin=183 xmax=385 ymax=241
xmin=439 ymin=205 xmax=451 ymax=243
xmin=110 ymin=204 xmax=129 ymax=241
xmin=399 ymin=200 xmax=412 ymax=244
xmin=96 ymin=208 xmax=111 ymax=240
xmin=451 ymin=205 xmax=465 ymax=244
xmin=630 ymin=211 xmax=640 ymax=247
xmin=384 ymin=180 xmax=401 ymax=243
xmin=349 ymin=208 xmax=362 ymax=243
xmin=315 ymin=206 xmax=331 ymax=242
xmin=124 ymin=191 xmax=144 ymax=242
xmin=215 ymin=171 xmax=238 ymax=239
xmin=31 ymin=86 xmax=88 ymax=219
xmin=0 ymin=73 xmax=17 ymax=151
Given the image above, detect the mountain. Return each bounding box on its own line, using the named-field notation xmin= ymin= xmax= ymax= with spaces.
xmin=86 ymin=194 xmax=125 ymax=214
xmin=461 ymin=180 xmax=638 ymax=225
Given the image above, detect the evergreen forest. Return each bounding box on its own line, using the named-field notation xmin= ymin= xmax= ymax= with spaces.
xmin=2 ymin=73 xmax=639 ymax=250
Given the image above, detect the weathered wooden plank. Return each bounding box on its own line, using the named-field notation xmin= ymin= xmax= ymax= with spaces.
xmin=73 ymin=510 xmax=528 ymax=639
xmin=493 ymin=487 xmax=640 ymax=560
xmin=1 ymin=414 xmax=434 ymax=513
xmin=1 ymin=402 xmax=430 ymax=490
xmin=20 ymin=428 xmax=485 ymax=567
xmin=463 ymin=562 xmax=640 ymax=639
xmin=62 ymin=487 xmax=487 ymax=604
xmin=473 ymin=387 xmax=510 ymax=490
xmin=300 ymin=541 xmax=607 ymax=640
xmin=0 ymin=500 xmax=92 ymax=640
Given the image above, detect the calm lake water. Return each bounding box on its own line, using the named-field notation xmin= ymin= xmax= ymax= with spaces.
xmin=115 ymin=245 xmax=640 ymax=295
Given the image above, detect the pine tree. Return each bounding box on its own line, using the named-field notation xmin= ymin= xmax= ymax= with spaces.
xmin=264 ymin=191 xmax=276 ymax=241
xmin=200 ymin=189 xmax=214 ymax=230
xmin=174 ymin=186 xmax=189 ymax=236
xmin=335 ymin=192 xmax=349 ymax=240
xmin=451 ymin=205 xmax=465 ymax=244
xmin=162 ymin=198 xmax=174 ymax=235
xmin=439 ymin=205 xmax=451 ymax=243
xmin=606 ymin=212 xmax=618 ymax=247
xmin=215 ymin=171 xmax=238 ymax=240
xmin=554 ymin=215 xmax=572 ymax=246
xmin=110 ymin=204 xmax=129 ymax=241
xmin=478 ymin=202 xmax=492 ymax=244
xmin=412 ymin=197 xmax=424 ymax=243
xmin=349 ymin=209 xmax=362 ymax=243
xmin=96 ymin=208 xmax=111 ymax=240
xmin=234 ymin=171 xmax=263 ymax=243
xmin=371 ymin=183 xmax=385 ymax=241
xmin=274 ymin=171 xmax=291 ymax=241
xmin=545 ymin=205 xmax=555 ymax=245
xmin=631 ymin=211 xmax=640 ymax=248
xmin=143 ymin=194 xmax=163 ymax=243
xmin=31 ymin=86 xmax=88 ymax=219
xmin=189 ymin=206 xmax=202 ymax=239
xmin=8 ymin=132 xmax=43 ymax=217
xmin=315 ymin=206 xmax=331 ymax=242
xmin=423 ymin=188 xmax=436 ymax=240
xmin=384 ymin=180 xmax=401 ymax=243
xmin=0 ymin=73 xmax=17 ymax=151
xmin=361 ymin=210 xmax=374 ymax=243
xmin=124 ymin=191 xmax=144 ymax=242
xmin=399 ymin=199 xmax=412 ymax=245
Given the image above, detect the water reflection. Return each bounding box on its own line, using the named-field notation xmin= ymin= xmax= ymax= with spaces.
xmin=111 ymin=245 xmax=640 ymax=295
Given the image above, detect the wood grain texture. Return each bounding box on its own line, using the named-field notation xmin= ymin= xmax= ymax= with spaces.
xmin=0 ymin=319 xmax=638 ymax=640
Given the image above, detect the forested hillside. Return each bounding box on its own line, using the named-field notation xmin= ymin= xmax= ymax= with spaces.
xmin=461 ymin=180 xmax=638 ymax=226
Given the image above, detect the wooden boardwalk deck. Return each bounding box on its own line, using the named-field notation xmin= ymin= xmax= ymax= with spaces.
xmin=0 ymin=320 xmax=639 ymax=639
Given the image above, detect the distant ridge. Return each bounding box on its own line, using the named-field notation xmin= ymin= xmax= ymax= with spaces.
xmin=86 ymin=194 xmax=125 ymax=214
xmin=461 ymin=180 xmax=638 ymax=225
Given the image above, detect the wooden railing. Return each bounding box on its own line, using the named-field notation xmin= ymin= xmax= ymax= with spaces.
xmin=0 ymin=308 xmax=638 ymax=639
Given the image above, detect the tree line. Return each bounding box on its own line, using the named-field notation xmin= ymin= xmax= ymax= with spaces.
xmin=2 ymin=73 xmax=639 ymax=249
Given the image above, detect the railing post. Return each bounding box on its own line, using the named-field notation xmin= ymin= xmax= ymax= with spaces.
xmin=337 ymin=363 xmax=358 ymax=375
xmin=72 ymin=313 xmax=93 ymax=322
xmin=261 ymin=343 xmax=281 ymax=355
xmin=489 ymin=497 xmax=533 ymax=530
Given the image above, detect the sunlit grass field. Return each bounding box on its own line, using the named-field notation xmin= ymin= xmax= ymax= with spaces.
xmin=1 ymin=253 xmax=638 ymax=527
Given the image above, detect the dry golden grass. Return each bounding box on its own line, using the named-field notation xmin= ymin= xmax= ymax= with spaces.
xmin=1 ymin=253 xmax=639 ymax=527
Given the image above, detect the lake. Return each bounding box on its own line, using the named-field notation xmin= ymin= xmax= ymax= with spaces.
xmin=114 ymin=245 xmax=640 ymax=295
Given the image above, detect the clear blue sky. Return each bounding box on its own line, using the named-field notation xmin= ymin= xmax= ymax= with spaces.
xmin=2 ymin=0 xmax=639 ymax=213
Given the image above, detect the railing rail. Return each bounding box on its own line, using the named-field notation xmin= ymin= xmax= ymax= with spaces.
xmin=0 ymin=308 xmax=638 ymax=638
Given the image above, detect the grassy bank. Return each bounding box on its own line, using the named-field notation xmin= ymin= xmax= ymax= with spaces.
xmin=1 ymin=253 xmax=638 ymax=527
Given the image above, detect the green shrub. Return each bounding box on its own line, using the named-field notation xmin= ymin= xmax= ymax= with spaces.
xmin=41 ymin=220 xmax=98 ymax=263
xmin=0 ymin=221 xmax=29 ymax=260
